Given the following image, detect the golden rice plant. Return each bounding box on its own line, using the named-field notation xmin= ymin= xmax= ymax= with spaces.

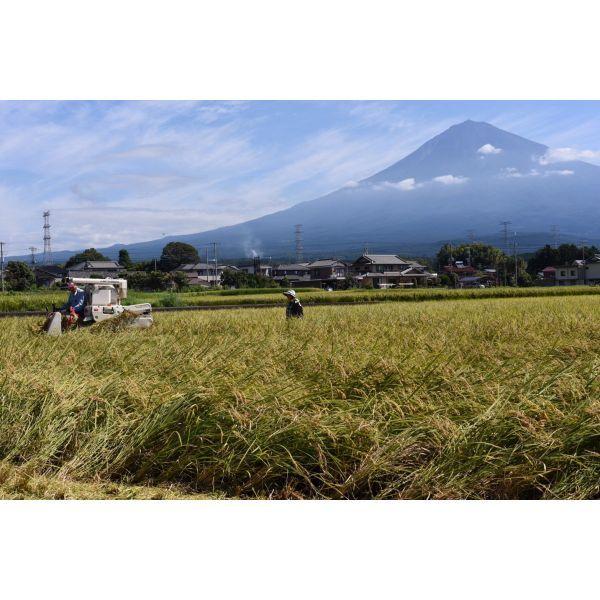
xmin=0 ymin=295 xmax=598 ymax=499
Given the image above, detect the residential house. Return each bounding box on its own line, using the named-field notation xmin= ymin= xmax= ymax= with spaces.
xmin=553 ymin=255 xmax=600 ymax=285
xmin=34 ymin=265 xmax=65 ymax=287
xmin=175 ymin=263 xmax=236 ymax=286
xmin=237 ymin=257 xmax=273 ymax=278
xmin=442 ymin=261 xmax=477 ymax=277
xmin=541 ymin=266 xmax=556 ymax=285
xmin=306 ymin=259 xmax=348 ymax=288
xmin=583 ymin=255 xmax=600 ymax=284
xmin=67 ymin=261 xmax=123 ymax=279
xmin=352 ymin=254 xmax=434 ymax=288
xmin=272 ymin=263 xmax=311 ymax=284
xmin=458 ymin=276 xmax=486 ymax=288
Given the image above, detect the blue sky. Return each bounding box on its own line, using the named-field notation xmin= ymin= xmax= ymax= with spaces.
xmin=1 ymin=100 xmax=600 ymax=255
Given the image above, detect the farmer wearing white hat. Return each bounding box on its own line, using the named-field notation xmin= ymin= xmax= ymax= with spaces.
xmin=283 ymin=289 xmax=303 ymax=319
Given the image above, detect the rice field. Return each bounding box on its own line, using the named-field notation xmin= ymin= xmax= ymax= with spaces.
xmin=2 ymin=284 xmax=600 ymax=312
xmin=1 ymin=294 xmax=599 ymax=499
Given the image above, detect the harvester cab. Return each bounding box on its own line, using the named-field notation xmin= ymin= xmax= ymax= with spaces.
xmin=43 ymin=277 xmax=153 ymax=336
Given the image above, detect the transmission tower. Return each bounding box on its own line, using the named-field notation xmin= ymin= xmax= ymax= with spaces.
xmin=466 ymin=229 xmax=476 ymax=243
xmin=500 ymin=221 xmax=511 ymax=254
xmin=43 ymin=211 xmax=52 ymax=265
xmin=551 ymin=225 xmax=559 ymax=249
xmin=294 ymin=224 xmax=304 ymax=262
xmin=28 ymin=246 xmax=38 ymax=265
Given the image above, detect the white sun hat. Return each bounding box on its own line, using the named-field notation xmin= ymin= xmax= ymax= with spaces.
xmin=283 ymin=289 xmax=296 ymax=298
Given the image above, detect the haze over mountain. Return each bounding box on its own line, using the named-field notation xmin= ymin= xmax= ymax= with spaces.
xmin=17 ymin=120 xmax=600 ymax=262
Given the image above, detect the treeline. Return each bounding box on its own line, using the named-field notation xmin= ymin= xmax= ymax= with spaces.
xmin=436 ymin=242 xmax=599 ymax=286
xmin=4 ymin=239 xmax=598 ymax=293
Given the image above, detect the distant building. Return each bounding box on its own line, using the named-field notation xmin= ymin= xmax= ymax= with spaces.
xmin=175 ymin=263 xmax=237 ymax=286
xmin=237 ymin=263 xmax=273 ymax=278
xmin=458 ymin=275 xmax=487 ymax=288
xmin=552 ymin=255 xmax=600 ymax=285
xmin=541 ymin=266 xmax=556 ymax=285
xmin=272 ymin=263 xmax=311 ymax=284
xmin=442 ymin=263 xmax=477 ymax=276
xmin=306 ymin=259 xmax=348 ymax=288
xmin=352 ymin=254 xmax=434 ymax=288
xmin=34 ymin=265 xmax=65 ymax=287
xmin=67 ymin=261 xmax=123 ymax=279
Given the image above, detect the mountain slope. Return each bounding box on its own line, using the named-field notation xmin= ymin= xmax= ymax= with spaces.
xmin=14 ymin=120 xmax=600 ymax=262
xmin=140 ymin=120 xmax=600 ymax=258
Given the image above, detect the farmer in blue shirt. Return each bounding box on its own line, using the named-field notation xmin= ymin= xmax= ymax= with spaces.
xmin=61 ymin=281 xmax=86 ymax=322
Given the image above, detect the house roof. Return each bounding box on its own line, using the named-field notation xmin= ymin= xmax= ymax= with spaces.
xmin=69 ymin=261 xmax=122 ymax=270
xmin=542 ymin=266 xmax=556 ymax=272
xmin=358 ymin=254 xmax=412 ymax=265
xmin=274 ymin=263 xmax=309 ymax=271
xmin=308 ymin=259 xmax=347 ymax=268
xmin=459 ymin=276 xmax=483 ymax=282
xmin=177 ymin=263 xmax=231 ymax=271
xmin=35 ymin=265 xmax=65 ymax=276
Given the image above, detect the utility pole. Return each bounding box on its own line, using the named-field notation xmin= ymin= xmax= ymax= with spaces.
xmin=28 ymin=246 xmax=38 ymax=265
xmin=0 ymin=241 xmax=5 ymax=292
xmin=500 ymin=221 xmax=511 ymax=254
xmin=205 ymin=247 xmax=210 ymax=284
xmin=581 ymin=240 xmax=587 ymax=285
xmin=513 ymin=232 xmax=518 ymax=286
xmin=213 ymin=242 xmax=219 ymax=287
xmin=500 ymin=221 xmax=511 ymax=287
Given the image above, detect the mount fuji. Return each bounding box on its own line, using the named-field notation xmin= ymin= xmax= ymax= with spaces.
xmin=20 ymin=120 xmax=600 ymax=262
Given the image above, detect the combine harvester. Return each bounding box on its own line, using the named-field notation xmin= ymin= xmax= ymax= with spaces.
xmin=43 ymin=277 xmax=153 ymax=336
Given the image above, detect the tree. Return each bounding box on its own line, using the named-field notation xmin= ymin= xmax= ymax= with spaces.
xmin=127 ymin=271 xmax=172 ymax=291
xmin=158 ymin=242 xmax=200 ymax=272
xmin=526 ymin=244 xmax=599 ymax=275
xmin=220 ymin=268 xmax=278 ymax=289
xmin=436 ymin=243 xmax=506 ymax=271
xmin=171 ymin=271 xmax=189 ymax=291
xmin=221 ymin=268 xmax=248 ymax=288
xmin=118 ymin=249 xmax=133 ymax=269
xmin=341 ymin=275 xmax=357 ymax=290
xmin=5 ymin=261 xmax=35 ymax=291
xmin=65 ymin=248 xmax=110 ymax=268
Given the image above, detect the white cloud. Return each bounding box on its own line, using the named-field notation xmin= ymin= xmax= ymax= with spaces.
xmin=502 ymin=167 xmax=521 ymax=177
xmin=0 ymin=102 xmax=443 ymax=251
xmin=538 ymin=147 xmax=600 ymax=165
xmin=546 ymin=169 xmax=574 ymax=176
xmin=374 ymin=178 xmax=419 ymax=191
xmin=433 ymin=174 xmax=468 ymax=185
xmin=477 ymin=143 xmax=502 ymax=155
xmin=501 ymin=167 xmax=574 ymax=178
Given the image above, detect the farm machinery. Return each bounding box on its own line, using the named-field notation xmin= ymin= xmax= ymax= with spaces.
xmin=43 ymin=277 xmax=153 ymax=336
